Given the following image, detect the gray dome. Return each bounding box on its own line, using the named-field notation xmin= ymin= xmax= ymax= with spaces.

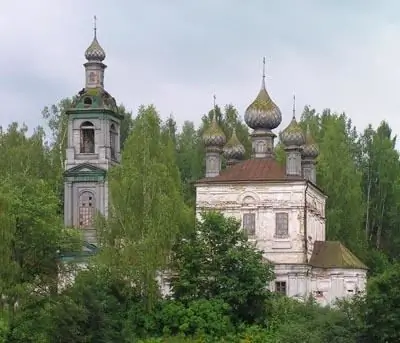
xmin=244 ymin=79 xmax=282 ymax=131
xmin=85 ymin=36 xmax=106 ymax=62
xmin=302 ymin=125 xmax=319 ymax=158
xmin=223 ymin=128 xmax=245 ymax=160
xmin=203 ymin=116 xmax=226 ymax=148
xmin=281 ymin=117 xmax=305 ymax=147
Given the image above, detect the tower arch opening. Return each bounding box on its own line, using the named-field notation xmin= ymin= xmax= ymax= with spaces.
xmin=80 ymin=121 xmax=95 ymax=153
xmin=110 ymin=123 xmax=117 ymax=160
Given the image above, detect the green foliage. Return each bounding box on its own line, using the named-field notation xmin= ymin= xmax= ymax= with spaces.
xmin=0 ymin=123 xmax=81 ymax=317
xmin=170 ymin=212 xmax=273 ymax=325
xmin=364 ymin=263 xmax=400 ymax=342
xmin=97 ymin=105 xmax=190 ymax=308
xmin=3 ymin=96 xmax=400 ymax=342
xmin=155 ymin=299 xmax=233 ymax=338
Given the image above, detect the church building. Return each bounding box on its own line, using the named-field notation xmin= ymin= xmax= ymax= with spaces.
xmin=196 ymin=64 xmax=367 ymax=305
xmin=61 ymin=24 xmax=367 ymax=305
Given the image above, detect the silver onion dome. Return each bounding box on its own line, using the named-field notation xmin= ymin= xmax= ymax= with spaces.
xmin=302 ymin=125 xmax=319 ymax=158
xmin=223 ymin=128 xmax=245 ymax=160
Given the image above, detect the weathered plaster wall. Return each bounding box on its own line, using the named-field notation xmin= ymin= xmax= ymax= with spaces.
xmin=196 ymin=181 xmax=326 ymax=264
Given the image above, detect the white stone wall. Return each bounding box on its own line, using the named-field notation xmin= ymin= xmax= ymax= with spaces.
xmin=272 ymin=263 xmax=367 ymax=306
xmin=309 ymin=267 xmax=367 ymax=306
xmin=58 ymin=262 xmax=88 ymax=292
xmin=196 ymin=181 xmax=326 ymax=264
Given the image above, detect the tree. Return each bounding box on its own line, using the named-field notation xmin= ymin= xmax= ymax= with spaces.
xmin=176 ymin=121 xmax=203 ymax=207
xmin=0 ymin=123 xmax=80 ymax=319
xmin=359 ymin=122 xmax=400 ymax=255
xmin=97 ymin=105 xmax=191 ymax=308
xmin=298 ymin=109 xmax=366 ymax=257
xmin=363 ymin=263 xmax=400 ymax=342
xmin=169 ymin=211 xmax=274 ymax=324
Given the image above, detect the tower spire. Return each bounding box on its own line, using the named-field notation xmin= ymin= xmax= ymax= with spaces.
xmin=93 ymin=15 xmax=97 ymax=38
xmin=292 ymin=93 xmax=296 ymax=119
xmin=212 ymin=94 xmax=217 ymax=121
xmin=84 ymin=16 xmax=106 ymax=88
xmin=262 ymin=57 xmax=266 ymax=88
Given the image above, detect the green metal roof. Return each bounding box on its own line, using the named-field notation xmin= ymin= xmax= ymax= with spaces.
xmin=59 ymin=241 xmax=99 ymax=262
xmin=309 ymin=241 xmax=368 ymax=270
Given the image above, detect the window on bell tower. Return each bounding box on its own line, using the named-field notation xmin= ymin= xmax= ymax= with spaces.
xmin=79 ymin=191 xmax=96 ymax=227
xmin=80 ymin=121 xmax=95 ymax=153
xmin=110 ymin=123 xmax=117 ymax=160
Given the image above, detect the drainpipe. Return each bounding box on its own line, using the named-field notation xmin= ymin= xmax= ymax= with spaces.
xmin=304 ymin=181 xmax=309 ymax=263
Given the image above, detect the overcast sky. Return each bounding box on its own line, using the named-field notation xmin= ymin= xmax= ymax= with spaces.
xmin=1 ymin=0 xmax=400 ymax=137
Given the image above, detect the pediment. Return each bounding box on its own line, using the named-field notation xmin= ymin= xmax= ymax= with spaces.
xmin=64 ymin=163 xmax=106 ymax=177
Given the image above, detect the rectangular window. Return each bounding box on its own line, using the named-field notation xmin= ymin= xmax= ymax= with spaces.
xmin=243 ymin=213 xmax=256 ymax=236
xmin=275 ymin=212 xmax=289 ymax=238
xmin=275 ymin=281 xmax=287 ymax=295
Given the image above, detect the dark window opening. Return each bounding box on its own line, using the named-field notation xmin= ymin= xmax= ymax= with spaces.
xmin=275 ymin=281 xmax=287 ymax=295
xmin=243 ymin=213 xmax=256 ymax=236
xmin=110 ymin=123 xmax=117 ymax=160
xmin=80 ymin=121 xmax=95 ymax=153
xmin=84 ymin=97 xmax=92 ymax=106
xmin=275 ymin=212 xmax=289 ymax=238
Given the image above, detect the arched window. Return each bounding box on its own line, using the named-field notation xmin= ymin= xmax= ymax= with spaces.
xmin=80 ymin=121 xmax=95 ymax=153
xmin=110 ymin=123 xmax=117 ymax=160
xmin=83 ymin=97 xmax=92 ymax=105
xmin=79 ymin=191 xmax=95 ymax=227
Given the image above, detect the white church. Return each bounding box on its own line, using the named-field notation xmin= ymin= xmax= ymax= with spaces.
xmin=197 ymin=68 xmax=367 ymax=306
xmin=60 ymin=25 xmax=367 ymax=306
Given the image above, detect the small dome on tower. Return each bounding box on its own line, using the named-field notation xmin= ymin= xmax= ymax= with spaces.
xmin=85 ymin=36 xmax=106 ymax=62
xmin=302 ymin=125 xmax=319 ymax=158
xmin=281 ymin=94 xmax=305 ymax=147
xmin=223 ymin=128 xmax=245 ymax=160
xmin=85 ymin=17 xmax=106 ymax=62
xmin=281 ymin=117 xmax=305 ymax=147
xmin=244 ymin=59 xmax=282 ymax=131
xmin=203 ymin=115 xmax=226 ymax=148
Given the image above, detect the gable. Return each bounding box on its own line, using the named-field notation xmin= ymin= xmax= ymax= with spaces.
xmin=64 ymin=163 xmax=107 ymax=182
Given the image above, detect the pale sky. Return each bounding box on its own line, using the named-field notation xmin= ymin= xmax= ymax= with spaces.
xmin=1 ymin=0 xmax=400 ymax=137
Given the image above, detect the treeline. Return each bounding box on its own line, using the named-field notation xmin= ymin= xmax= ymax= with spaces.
xmin=0 ymin=101 xmax=398 ymax=341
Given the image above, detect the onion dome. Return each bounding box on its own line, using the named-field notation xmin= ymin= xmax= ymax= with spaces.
xmin=85 ymin=21 xmax=106 ymax=62
xmin=302 ymin=124 xmax=319 ymax=158
xmin=281 ymin=116 xmax=305 ymax=147
xmin=244 ymin=75 xmax=282 ymax=131
xmin=223 ymin=128 xmax=245 ymax=160
xmin=202 ymin=114 xmax=226 ymax=148
xmin=281 ymin=94 xmax=306 ymax=147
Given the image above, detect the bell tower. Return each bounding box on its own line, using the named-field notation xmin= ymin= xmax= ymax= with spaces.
xmin=64 ymin=17 xmax=123 ymax=245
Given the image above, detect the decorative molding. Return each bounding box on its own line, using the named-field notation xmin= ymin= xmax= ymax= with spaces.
xmin=64 ymin=163 xmax=107 ymax=182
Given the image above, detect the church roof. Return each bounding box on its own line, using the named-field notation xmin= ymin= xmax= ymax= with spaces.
xmin=309 ymin=241 xmax=367 ymax=270
xmin=196 ymin=158 xmax=299 ymax=184
xmin=59 ymin=241 xmax=99 ymax=262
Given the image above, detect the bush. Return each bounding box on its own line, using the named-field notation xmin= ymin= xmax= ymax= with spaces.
xmin=156 ymin=299 xmax=234 ymax=338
